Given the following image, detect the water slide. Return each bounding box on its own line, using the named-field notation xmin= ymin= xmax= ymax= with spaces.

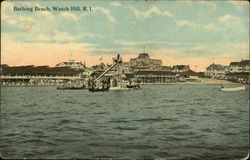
xmin=93 ymin=62 xmax=117 ymax=82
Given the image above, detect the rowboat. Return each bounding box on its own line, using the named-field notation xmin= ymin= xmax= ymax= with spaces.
xmin=220 ymin=86 xmax=245 ymax=91
xmin=57 ymin=83 xmax=86 ymax=90
xmin=240 ymin=152 xmax=249 ymax=160
xmin=57 ymin=86 xmax=86 ymax=90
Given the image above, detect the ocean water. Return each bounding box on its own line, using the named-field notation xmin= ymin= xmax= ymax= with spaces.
xmin=0 ymin=84 xmax=249 ymax=159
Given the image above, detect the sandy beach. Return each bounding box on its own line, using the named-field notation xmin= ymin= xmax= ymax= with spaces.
xmin=141 ymin=78 xmax=234 ymax=85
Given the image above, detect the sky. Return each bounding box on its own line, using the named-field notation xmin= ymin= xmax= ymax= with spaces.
xmin=1 ymin=0 xmax=249 ymax=71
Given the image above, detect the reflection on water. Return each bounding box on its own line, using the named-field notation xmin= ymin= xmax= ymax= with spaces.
xmin=0 ymin=84 xmax=249 ymax=159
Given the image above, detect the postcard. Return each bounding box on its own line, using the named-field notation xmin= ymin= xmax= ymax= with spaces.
xmin=1 ymin=0 xmax=249 ymax=159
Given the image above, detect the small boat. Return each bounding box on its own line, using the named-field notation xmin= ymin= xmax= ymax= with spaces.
xmin=126 ymin=84 xmax=141 ymax=89
xmin=240 ymin=152 xmax=249 ymax=160
xmin=57 ymin=83 xmax=86 ymax=90
xmin=57 ymin=86 xmax=86 ymax=90
xmin=89 ymin=86 xmax=110 ymax=92
xmin=220 ymin=86 xmax=245 ymax=91
xmin=109 ymin=87 xmax=133 ymax=91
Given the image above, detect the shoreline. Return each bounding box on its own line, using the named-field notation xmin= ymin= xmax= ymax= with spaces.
xmin=140 ymin=79 xmax=235 ymax=85
xmin=1 ymin=79 xmax=245 ymax=87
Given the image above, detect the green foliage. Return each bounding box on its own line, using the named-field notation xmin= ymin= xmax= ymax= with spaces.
xmin=125 ymin=74 xmax=134 ymax=79
xmin=226 ymin=72 xmax=250 ymax=79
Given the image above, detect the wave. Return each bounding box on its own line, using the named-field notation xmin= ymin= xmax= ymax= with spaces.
xmin=115 ymin=126 xmax=138 ymax=130
xmin=134 ymin=117 xmax=175 ymax=123
xmin=23 ymin=138 xmax=57 ymax=146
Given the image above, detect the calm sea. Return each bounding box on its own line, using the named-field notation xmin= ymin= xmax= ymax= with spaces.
xmin=0 ymin=84 xmax=249 ymax=159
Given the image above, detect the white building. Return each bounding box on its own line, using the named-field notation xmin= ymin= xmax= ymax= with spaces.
xmin=56 ymin=59 xmax=85 ymax=70
xmin=205 ymin=63 xmax=228 ymax=79
xmin=172 ymin=65 xmax=190 ymax=72
xmin=129 ymin=53 xmax=162 ymax=70
xmin=228 ymin=60 xmax=250 ymax=73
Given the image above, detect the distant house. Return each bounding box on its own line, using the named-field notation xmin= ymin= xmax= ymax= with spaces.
xmin=0 ymin=65 xmax=81 ymax=85
xmin=0 ymin=64 xmax=9 ymax=68
xmin=160 ymin=66 xmax=172 ymax=71
xmin=134 ymin=70 xmax=176 ymax=83
xmin=122 ymin=62 xmax=133 ymax=74
xmin=172 ymin=65 xmax=190 ymax=72
xmin=175 ymin=70 xmax=199 ymax=82
xmin=228 ymin=60 xmax=250 ymax=73
xmin=56 ymin=59 xmax=85 ymax=71
xmin=129 ymin=53 xmax=162 ymax=70
xmin=205 ymin=63 xmax=228 ymax=79
xmin=91 ymin=62 xmax=108 ymax=71
xmin=0 ymin=64 xmax=9 ymax=71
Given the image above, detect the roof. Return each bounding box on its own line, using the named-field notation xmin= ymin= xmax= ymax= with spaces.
xmin=229 ymin=62 xmax=241 ymax=66
xmin=57 ymin=61 xmax=83 ymax=66
xmin=134 ymin=70 xmax=176 ymax=75
xmin=206 ymin=64 xmax=227 ymax=70
xmin=138 ymin=53 xmax=150 ymax=59
xmin=1 ymin=65 xmax=80 ymax=74
xmin=230 ymin=60 xmax=250 ymax=67
xmin=0 ymin=64 xmax=9 ymax=67
xmin=241 ymin=60 xmax=250 ymax=65
xmin=172 ymin=65 xmax=189 ymax=70
xmin=176 ymin=70 xmax=198 ymax=76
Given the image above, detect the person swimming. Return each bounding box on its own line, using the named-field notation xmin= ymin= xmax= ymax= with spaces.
xmin=221 ymin=84 xmax=224 ymax=89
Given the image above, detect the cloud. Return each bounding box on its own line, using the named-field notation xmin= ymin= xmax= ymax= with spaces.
xmin=176 ymin=19 xmax=197 ymax=27
xmin=115 ymin=40 xmax=186 ymax=46
xmin=52 ymin=32 xmax=103 ymax=43
xmin=1 ymin=34 xmax=96 ymax=66
xmin=128 ymin=6 xmax=174 ymax=19
xmin=228 ymin=1 xmax=248 ymax=10
xmin=2 ymin=14 xmax=36 ymax=30
xmin=17 ymin=16 xmax=34 ymax=22
xmin=2 ymin=14 xmax=17 ymax=25
xmin=128 ymin=5 xmax=199 ymax=29
xmin=37 ymin=34 xmax=51 ymax=41
xmin=2 ymin=32 xmax=248 ymax=71
xmin=1 ymin=1 xmax=13 ymax=11
xmin=39 ymin=11 xmax=55 ymax=20
xmin=199 ymin=1 xmax=217 ymax=10
xmin=217 ymin=14 xmax=243 ymax=30
xmin=203 ymin=23 xmax=219 ymax=31
xmin=181 ymin=1 xmax=193 ymax=5
xmin=175 ymin=19 xmax=220 ymax=31
xmin=23 ymin=22 xmax=35 ymax=31
xmin=218 ymin=14 xmax=235 ymax=23
xmin=2 ymin=14 xmax=34 ymax=23
xmin=60 ymin=12 xmax=78 ymax=21
xmin=94 ymin=7 xmax=116 ymax=23
xmin=110 ymin=2 xmax=121 ymax=7
xmin=181 ymin=46 xmax=208 ymax=54
xmin=53 ymin=32 xmax=76 ymax=42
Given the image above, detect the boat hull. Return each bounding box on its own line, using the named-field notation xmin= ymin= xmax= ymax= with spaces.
xmin=89 ymin=87 xmax=110 ymax=92
xmin=57 ymin=87 xmax=86 ymax=90
xmin=109 ymin=86 xmax=140 ymax=91
xmin=221 ymin=86 xmax=245 ymax=91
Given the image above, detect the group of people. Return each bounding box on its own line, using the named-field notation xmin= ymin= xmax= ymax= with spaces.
xmin=88 ymin=77 xmax=111 ymax=92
